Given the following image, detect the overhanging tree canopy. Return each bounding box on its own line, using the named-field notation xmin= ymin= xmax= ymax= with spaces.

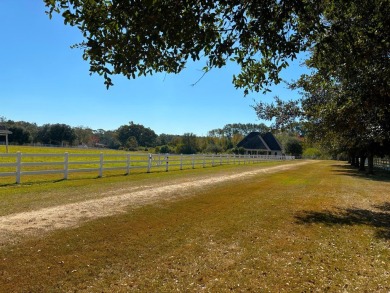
xmin=44 ymin=0 xmax=323 ymax=92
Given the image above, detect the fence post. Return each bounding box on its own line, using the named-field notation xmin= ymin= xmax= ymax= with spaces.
xmin=165 ymin=154 xmax=169 ymax=172
xmin=147 ymin=154 xmax=152 ymax=173
xmin=192 ymin=154 xmax=195 ymax=169
xmin=64 ymin=152 xmax=69 ymax=180
xmin=180 ymin=154 xmax=183 ymax=170
xmin=203 ymin=154 xmax=206 ymax=168
xmin=126 ymin=154 xmax=130 ymax=175
xmin=212 ymin=154 xmax=215 ymax=167
xmin=99 ymin=153 xmax=104 ymax=178
xmin=16 ymin=152 xmax=22 ymax=184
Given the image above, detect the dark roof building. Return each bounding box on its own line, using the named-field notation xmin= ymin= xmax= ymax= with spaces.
xmin=237 ymin=132 xmax=283 ymax=155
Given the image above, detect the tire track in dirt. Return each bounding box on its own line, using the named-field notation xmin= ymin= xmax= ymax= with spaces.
xmin=0 ymin=161 xmax=314 ymax=244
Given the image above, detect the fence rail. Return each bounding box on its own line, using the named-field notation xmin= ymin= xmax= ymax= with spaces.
xmin=0 ymin=152 xmax=294 ymax=184
xmin=373 ymin=157 xmax=390 ymax=171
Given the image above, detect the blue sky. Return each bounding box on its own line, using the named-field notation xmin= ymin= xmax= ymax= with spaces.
xmin=1 ymin=1 xmax=308 ymax=136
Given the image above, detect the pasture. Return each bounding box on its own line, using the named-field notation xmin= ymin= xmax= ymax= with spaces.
xmin=0 ymin=145 xmax=293 ymax=185
xmin=0 ymin=158 xmax=389 ymax=292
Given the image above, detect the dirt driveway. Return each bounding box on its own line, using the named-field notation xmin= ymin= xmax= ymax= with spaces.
xmin=0 ymin=161 xmax=313 ymax=244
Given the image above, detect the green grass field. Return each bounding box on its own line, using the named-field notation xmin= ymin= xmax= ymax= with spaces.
xmin=0 ymin=145 xmax=271 ymax=186
xmin=0 ymin=146 xmax=149 ymax=185
xmin=0 ymin=145 xmax=137 ymax=156
xmin=0 ymin=159 xmax=389 ymax=292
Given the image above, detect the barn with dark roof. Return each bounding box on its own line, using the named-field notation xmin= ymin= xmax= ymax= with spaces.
xmin=237 ymin=132 xmax=283 ymax=156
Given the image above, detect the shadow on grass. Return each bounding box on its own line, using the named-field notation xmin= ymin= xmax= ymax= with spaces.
xmin=295 ymin=203 xmax=390 ymax=240
xmin=331 ymin=163 xmax=390 ymax=183
xmin=0 ymin=182 xmax=18 ymax=187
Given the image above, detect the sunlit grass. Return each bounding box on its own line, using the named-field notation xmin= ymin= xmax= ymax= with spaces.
xmin=2 ymin=145 xmax=138 ymax=154
xmin=0 ymin=146 xmax=146 ymax=185
xmin=0 ymin=145 xmax=286 ymax=185
xmin=0 ymin=161 xmax=389 ymax=292
xmin=0 ymin=160 xmax=288 ymax=217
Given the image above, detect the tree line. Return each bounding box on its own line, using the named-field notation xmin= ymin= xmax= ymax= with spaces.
xmin=1 ymin=118 xmax=306 ymax=156
xmin=254 ymin=0 xmax=389 ymax=173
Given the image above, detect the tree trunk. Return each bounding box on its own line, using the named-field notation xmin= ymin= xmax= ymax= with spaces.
xmin=359 ymin=156 xmax=366 ymax=171
xmin=352 ymin=156 xmax=359 ymax=168
xmin=367 ymin=155 xmax=374 ymax=174
xmin=349 ymin=153 xmax=356 ymax=166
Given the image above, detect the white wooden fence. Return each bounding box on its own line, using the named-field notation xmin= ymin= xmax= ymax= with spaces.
xmin=373 ymin=157 xmax=390 ymax=171
xmin=0 ymin=152 xmax=294 ymax=184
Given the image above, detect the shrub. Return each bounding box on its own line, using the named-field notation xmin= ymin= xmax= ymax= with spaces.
xmin=285 ymin=138 xmax=303 ymax=157
xmin=158 ymin=145 xmax=172 ymax=154
xmin=231 ymin=147 xmax=246 ymax=155
xmin=303 ymin=148 xmax=322 ymax=159
xmin=205 ymin=144 xmax=223 ymax=154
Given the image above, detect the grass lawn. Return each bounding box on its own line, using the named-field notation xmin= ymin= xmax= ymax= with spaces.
xmin=0 ymin=160 xmax=389 ymax=292
xmin=0 ymin=146 xmax=150 ymax=185
xmin=1 ymin=145 xmax=135 ymax=154
xmin=0 ymin=145 xmax=278 ymax=186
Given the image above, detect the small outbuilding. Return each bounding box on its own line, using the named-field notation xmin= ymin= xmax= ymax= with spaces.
xmin=237 ymin=132 xmax=283 ymax=156
xmin=0 ymin=125 xmax=12 ymax=153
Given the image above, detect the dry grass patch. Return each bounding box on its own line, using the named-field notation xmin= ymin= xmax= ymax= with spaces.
xmin=0 ymin=161 xmax=389 ymax=292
